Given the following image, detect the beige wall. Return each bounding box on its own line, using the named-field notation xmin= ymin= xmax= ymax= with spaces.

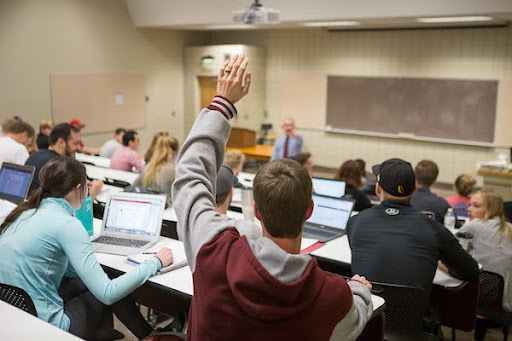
xmin=0 ymin=0 xmax=207 ymax=151
xmin=211 ymin=27 xmax=512 ymax=184
xmin=184 ymin=45 xmax=266 ymax=134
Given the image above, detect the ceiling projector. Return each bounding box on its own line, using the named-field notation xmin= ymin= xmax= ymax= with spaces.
xmin=233 ymin=0 xmax=280 ymax=24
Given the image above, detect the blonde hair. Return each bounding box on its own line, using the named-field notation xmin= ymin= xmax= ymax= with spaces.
xmin=454 ymin=174 xmax=476 ymax=197
xmin=224 ymin=150 xmax=245 ymax=169
xmin=145 ymin=131 xmax=169 ymax=163
xmin=143 ymin=135 xmax=179 ymax=187
xmin=39 ymin=119 xmax=54 ymax=131
xmin=479 ymin=187 xmax=512 ymax=243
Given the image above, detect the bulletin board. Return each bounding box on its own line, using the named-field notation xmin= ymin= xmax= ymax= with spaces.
xmin=50 ymin=75 xmax=146 ymax=134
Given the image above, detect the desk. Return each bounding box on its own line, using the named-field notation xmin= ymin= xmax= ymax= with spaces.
xmin=76 ymin=153 xmax=111 ymax=168
xmin=85 ymin=164 xmax=138 ymax=185
xmin=226 ymin=144 xmax=273 ymax=162
xmin=477 ymin=168 xmax=512 ymax=201
xmin=94 ymin=184 xmax=124 ymax=203
xmin=0 ymin=300 xmax=82 ymax=340
xmin=308 ymin=234 xmax=464 ymax=288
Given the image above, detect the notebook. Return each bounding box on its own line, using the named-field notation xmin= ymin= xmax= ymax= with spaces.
xmin=127 ymin=239 xmax=188 ymax=274
xmin=312 ymin=177 xmax=346 ymax=198
xmin=302 ymin=194 xmax=355 ymax=242
xmin=91 ymin=192 xmax=165 ymax=256
xmin=0 ymin=162 xmax=35 ymax=204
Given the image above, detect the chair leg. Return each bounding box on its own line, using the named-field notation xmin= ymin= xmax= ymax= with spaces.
xmin=452 ymin=328 xmax=456 ymax=341
xmin=503 ymin=325 xmax=509 ymax=341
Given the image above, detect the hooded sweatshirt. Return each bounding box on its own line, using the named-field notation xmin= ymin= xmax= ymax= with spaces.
xmin=172 ymin=96 xmax=373 ymax=341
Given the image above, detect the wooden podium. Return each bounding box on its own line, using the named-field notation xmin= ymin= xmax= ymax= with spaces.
xmin=226 ymin=127 xmax=273 ymax=162
xmin=227 ymin=128 xmax=256 ymax=148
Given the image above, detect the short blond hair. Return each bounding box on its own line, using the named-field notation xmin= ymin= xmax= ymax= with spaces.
xmin=224 ymin=150 xmax=245 ymax=169
xmin=39 ymin=119 xmax=54 ymax=130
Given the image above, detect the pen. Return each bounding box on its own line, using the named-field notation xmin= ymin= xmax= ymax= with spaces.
xmin=142 ymin=252 xmax=157 ymax=255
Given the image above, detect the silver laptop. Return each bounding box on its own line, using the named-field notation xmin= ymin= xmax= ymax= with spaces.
xmin=303 ymin=194 xmax=355 ymax=242
xmin=312 ymin=177 xmax=346 ymax=198
xmin=0 ymin=162 xmax=35 ymax=204
xmin=92 ymin=192 xmax=165 ymax=256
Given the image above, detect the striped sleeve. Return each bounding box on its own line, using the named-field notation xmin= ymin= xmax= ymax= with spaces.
xmin=207 ymin=96 xmax=237 ymax=120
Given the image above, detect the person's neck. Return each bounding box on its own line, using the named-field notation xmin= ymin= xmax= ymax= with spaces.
xmin=49 ymin=145 xmax=64 ymax=156
xmin=5 ymin=133 xmax=21 ymax=144
xmin=263 ymin=229 xmax=301 ymax=254
xmin=417 ymin=185 xmax=430 ymax=191
xmin=217 ymin=204 xmax=228 ymax=215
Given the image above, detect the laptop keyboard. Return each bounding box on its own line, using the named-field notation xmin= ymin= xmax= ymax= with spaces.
xmin=92 ymin=236 xmax=149 ymax=248
xmin=304 ymin=227 xmax=338 ymax=238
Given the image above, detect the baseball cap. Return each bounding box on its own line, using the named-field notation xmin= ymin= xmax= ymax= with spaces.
xmin=70 ymin=119 xmax=85 ymax=128
xmin=216 ymin=164 xmax=235 ymax=196
xmin=372 ymin=158 xmax=415 ymax=197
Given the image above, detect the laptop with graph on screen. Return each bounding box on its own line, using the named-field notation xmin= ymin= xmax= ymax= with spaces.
xmin=302 ymin=194 xmax=355 ymax=243
xmin=91 ymin=192 xmax=165 ymax=256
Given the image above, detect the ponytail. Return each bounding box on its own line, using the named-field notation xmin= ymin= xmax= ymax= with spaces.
xmin=0 ymin=156 xmax=86 ymax=235
xmin=0 ymin=188 xmax=46 ymax=234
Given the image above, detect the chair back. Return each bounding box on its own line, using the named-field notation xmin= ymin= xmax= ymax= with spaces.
xmin=0 ymin=283 xmax=37 ymax=316
xmin=371 ymin=281 xmax=427 ymax=337
xmin=478 ymin=270 xmax=505 ymax=319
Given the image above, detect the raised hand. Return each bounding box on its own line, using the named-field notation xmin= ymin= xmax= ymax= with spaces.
xmin=216 ymin=54 xmax=252 ymax=105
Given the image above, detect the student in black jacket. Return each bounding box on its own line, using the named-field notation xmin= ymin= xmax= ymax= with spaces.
xmin=347 ymin=158 xmax=479 ymax=296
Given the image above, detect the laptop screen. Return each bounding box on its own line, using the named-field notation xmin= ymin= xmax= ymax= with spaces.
xmin=0 ymin=163 xmax=35 ymax=204
xmin=104 ymin=194 xmax=164 ymax=236
xmin=312 ymin=178 xmax=346 ymax=198
xmin=306 ymin=194 xmax=355 ymax=230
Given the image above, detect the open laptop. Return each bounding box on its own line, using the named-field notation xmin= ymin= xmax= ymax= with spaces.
xmin=91 ymin=192 xmax=165 ymax=256
xmin=0 ymin=162 xmax=35 ymax=204
xmin=303 ymin=194 xmax=355 ymax=242
xmin=312 ymin=177 xmax=346 ymax=198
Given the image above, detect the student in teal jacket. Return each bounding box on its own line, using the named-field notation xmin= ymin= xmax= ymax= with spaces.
xmin=0 ymin=156 xmax=173 ymax=339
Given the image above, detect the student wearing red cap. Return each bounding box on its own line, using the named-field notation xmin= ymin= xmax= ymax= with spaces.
xmin=70 ymin=119 xmax=100 ymax=155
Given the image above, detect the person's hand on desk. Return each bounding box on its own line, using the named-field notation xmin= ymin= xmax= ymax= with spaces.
xmin=350 ymin=274 xmax=372 ymax=291
xmin=87 ymin=179 xmax=104 ymax=201
xmin=155 ymin=247 xmax=174 ymax=267
xmin=437 ymin=260 xmax=449 ymax=273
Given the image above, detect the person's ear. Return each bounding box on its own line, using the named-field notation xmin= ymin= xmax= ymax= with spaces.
xmin=305 ymin=199 xmax=314 ymax=221
xmin=254 ymin=202 xmax=261 ymax=221
xmin=375 ymin=183 xmax=382 ymax=195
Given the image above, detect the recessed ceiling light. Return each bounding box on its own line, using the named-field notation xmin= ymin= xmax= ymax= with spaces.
xmin=416 ymin=16 xmax=493 ymax=23
xmin=302 ymin=21 xmax=360 ymax=27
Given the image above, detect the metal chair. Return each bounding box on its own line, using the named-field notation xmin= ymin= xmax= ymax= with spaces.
xmin=370 ymin=281 xmax=429 ymax=341
xmin=477 ymin=271 xmax=512 ymax=341
xmin=0 ymin=283 xmax=37 ymax=316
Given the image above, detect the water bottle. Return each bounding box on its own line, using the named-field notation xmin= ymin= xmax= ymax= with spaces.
xmin=444 ymin=208 xmax=456 ymax=230
xmin=75 ymin=196 xmax=94 ymax=237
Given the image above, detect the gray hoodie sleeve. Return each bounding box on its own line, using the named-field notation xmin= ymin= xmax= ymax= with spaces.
xmin=330 ymin=280 xmax=374 ymax=341
xmin=171 ymin=106 xmax=260 ymax=272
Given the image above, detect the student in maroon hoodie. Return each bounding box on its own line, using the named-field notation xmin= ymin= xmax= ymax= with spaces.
xmin=172 ymin=55 xmax=373 ymax=341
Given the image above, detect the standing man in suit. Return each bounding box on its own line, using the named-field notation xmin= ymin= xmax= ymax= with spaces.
xmin=270 ymin=117 xmax=303 ymax=161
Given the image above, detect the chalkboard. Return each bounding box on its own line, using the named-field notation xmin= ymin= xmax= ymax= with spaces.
xmin=326 ymin=76 xmax=498 ymax=144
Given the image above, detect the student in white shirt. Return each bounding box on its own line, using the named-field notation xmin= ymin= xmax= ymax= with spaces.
xmin=0 ymin=120 xmax=35 ymax=166
xmin=99 ymin=128 xmax=126 ymax=158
